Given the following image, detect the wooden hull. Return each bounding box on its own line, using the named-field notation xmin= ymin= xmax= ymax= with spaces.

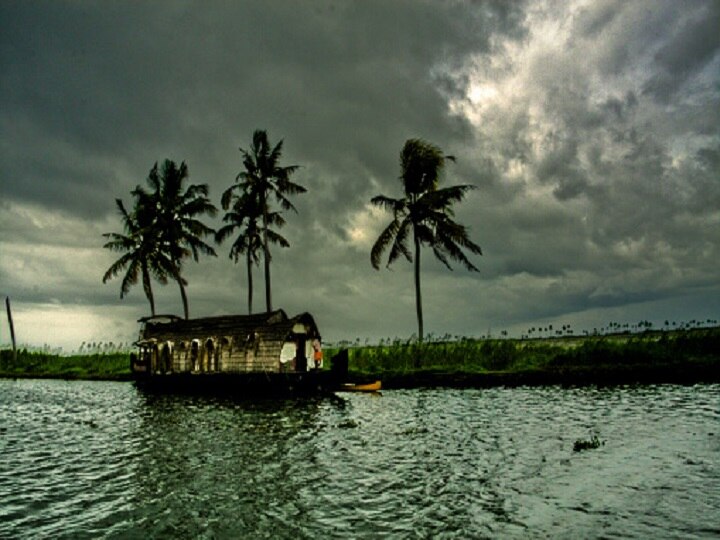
xmin=133 ymin=371 xmax=342 ymax=396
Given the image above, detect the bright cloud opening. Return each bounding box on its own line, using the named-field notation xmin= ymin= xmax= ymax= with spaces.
xmin=345 ymin=204 xmax=388 ymax=248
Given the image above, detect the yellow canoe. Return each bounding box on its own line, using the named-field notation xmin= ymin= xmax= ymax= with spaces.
xmin=339 ymin=380 xmax=382 ymax=392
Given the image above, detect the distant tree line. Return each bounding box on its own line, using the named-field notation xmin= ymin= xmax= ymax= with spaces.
xmin=103 ymin=132 xmax=481 ymax=342
xmin=519 ymin=318 xmax=720 ymax=340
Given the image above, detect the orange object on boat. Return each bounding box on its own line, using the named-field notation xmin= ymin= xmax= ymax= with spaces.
xmin=340 ymin=380 xmax=382 ymax=392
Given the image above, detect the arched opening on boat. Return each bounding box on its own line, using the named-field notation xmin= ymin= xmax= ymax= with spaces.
xmin=244 ymin=332 xmax=258 ymax=372
xmin=205 ymin=338 xmax=215 ymax=372
xmin=177 ymin=341 xmax=187 ymax=371
xmin=160 ymin=341 xmax=173 ymax=373
xmin=151 ymin=343 xmax=160 ymax=373
xmin=218 ymin=336 xmax=231 ymax=372
xmin=191 ymin=339 xmax=200 ymax=372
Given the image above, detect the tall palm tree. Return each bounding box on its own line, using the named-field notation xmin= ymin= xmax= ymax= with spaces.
xmin=134 ymin=160 xmax=218 ymax=319
xmin=102 ymin=198 xmax=173 ymax=315
xmin=370 ymin=139 xmax=482 ymax=342
xmin=216 ymin=191 xmax=289 ymax=314
xmin=223 ymin=130 xmax=306 ymax=312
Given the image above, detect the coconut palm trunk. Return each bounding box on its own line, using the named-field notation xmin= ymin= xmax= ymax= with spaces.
xmin=141 ymin=264 xmax=156 ymax=316
xmin=414 ymin=228 xmax=424 ymax=342
xmin=169 ymin=264 xmax=189 ymax=319
xmin=246 ymin=251 xmax=254 ymax=314
xmin=5 ymin=297 xmax=17 ymax=363
xmin=261 ymin=194 xmax=273 ymax=312
xmin=178 ymin=277 xmax=189 ymax=319
xmin=262 ymin=234 xmax=272 ymax=312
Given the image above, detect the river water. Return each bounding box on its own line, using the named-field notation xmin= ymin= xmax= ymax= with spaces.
xmin=0 ymin=380 xmax=718 ymax=539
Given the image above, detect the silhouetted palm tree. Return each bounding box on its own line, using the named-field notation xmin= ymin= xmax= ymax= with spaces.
xmin=371 ymin=139 xmax=482 ymax=342
xmin=223 ymin=130 xmax=305 ymax=312
xmin=102 ymin=198 xmax=173 ymax=315
xmin=134 ymin=160 xmax=217 ymax=319
xmin=216 ymin=191 xmax=289 ymax=314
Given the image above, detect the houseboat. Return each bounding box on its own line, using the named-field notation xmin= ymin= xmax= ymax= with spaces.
xmin=131 ymin=309 xmax=348 ymax=393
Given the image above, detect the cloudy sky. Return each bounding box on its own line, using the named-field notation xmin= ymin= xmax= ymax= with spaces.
xmin=1 ymin=0 xmax=719 ymax=350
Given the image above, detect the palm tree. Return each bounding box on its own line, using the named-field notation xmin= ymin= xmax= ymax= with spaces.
xmin=370 ymin=138 xmax=482 ymax=342
xmin=134 ymin=160 xmax=218 ymax=319
xmin=223 ymin=130 xmax=306 ymax=312
xmin=216 ymin=191 xmax=289 ymax=314
xmin=102 ymin=198 xmax=173 ymax=315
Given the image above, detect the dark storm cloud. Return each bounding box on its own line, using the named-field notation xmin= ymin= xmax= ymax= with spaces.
xmin=1 ymin=0 xmax=718 ymax=349
xmin=440 ymin=0 xmax=720 ymax=334
xmin=642 ymin=2 xmax=720 ymax=102
xmin=1 ymin=0 xmax=526 ymax=222
xmin=573 ymin=0 xmax=622 ymax=38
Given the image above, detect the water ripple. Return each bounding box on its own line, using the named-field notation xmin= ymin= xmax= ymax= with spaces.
xmin=0 ymin=380 xmax=718 ymax=538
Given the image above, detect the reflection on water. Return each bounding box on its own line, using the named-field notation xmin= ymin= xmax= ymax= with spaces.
xmin=0 ymin=380 xmax=718 ymax=538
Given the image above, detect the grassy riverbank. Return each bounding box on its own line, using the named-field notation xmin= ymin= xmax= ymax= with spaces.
xmin=326 ymin=327 xmax=720 ymax=388
xmin=1 ymin=327 xmax=718 ymax=387
xmin=0 ymin=350 xmax=131 ymax=380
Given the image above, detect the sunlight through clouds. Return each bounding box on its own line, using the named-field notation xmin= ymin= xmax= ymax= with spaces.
xmin=1 ymin=304 xmax=139 ymax=352
xmin=344 ymin=204 xmax=387 ymax=249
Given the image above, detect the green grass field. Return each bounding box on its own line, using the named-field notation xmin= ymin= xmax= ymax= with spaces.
xmin=1 ymin=327 xmax=718 ymax=385
xmin=0 ymin=350 xmax=131 ymax=380
xmin=325 ymin=327 xmax=720 ymax=384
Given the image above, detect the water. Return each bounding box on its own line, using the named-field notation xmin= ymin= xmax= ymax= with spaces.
xmin=1 ymin=380 xmax=718 ymax=539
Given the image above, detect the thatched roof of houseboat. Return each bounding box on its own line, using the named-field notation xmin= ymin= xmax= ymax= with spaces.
xmin=137 ymin=309 xmax=319 ymax=344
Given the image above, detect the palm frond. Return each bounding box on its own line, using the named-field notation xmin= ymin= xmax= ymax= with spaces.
xmin=274 ymin=193 xmax=298 ymax=213
xmin=422 ymin=184 xmax=476 ymax=209
xmin=265 ymin=211 xmax=286 ymax=228
xmin=433 ymin=224 xmax=481 ymax=272
xmin=102 ymin=233 xmax=134 ymax=252
xmin=431 ymin=245 xmax=453 ymax=270
xmin=215 ymin=223 xmax=239 ymax=244
xmin=221 ymin=184 xmax=241 ymax=210
xmin=265 ymin=229 xmax=290 ymax=248
xmin=370 ymin=218 xmax=400 ymax=269
xmin=102 ymin=252 xmax=133 ymax=283
xmin=386 ymin=218 xmax=413 ymax=267
xmin=371 ymin=194 xmax=406 ymax=216
xmin=119 ymin=259 xmax=140 ymax=298
xmin=145 ymin=163 xmax=161 ymax=193
xmin=436 ymin=218 xmax=483 ymax=256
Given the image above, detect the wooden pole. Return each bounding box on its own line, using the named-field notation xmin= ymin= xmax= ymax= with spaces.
xmin=5 ymin=297 xmax=17 ymax=362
